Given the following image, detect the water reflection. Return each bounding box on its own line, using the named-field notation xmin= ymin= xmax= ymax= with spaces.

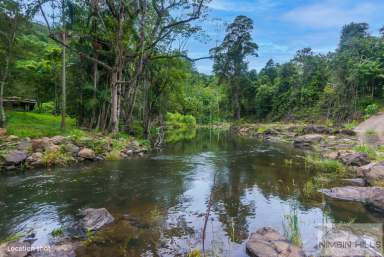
xmin=0 ymin=129 xmax=381 ymax=256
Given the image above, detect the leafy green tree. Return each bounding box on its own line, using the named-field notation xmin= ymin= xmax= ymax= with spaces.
xmin=211 ymin=15 xmax=258 ymax=120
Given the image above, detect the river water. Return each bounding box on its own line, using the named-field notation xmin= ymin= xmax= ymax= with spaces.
xmin=0 ymin=129 xmax=382 ymax=256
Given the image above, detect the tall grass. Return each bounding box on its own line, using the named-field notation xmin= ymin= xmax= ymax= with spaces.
xmin=304 ymin=155 xmax=346 ymax=174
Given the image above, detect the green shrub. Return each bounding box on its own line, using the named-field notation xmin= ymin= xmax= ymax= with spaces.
xmin=34 ymin=102 xmax=55 ymax=113
xmin=166 ymin=112 xmax=196 ymax=129
xmin=364 ymin=103 xmax=379 ymax=118
xmin=105 ymin=150 xmax=122 ymax=161
xmin=51 ymin=227 xmax=64 ymax=237
xmin=42 ymin=150 xmax=73 ymax=167
xmin=354 ymin=145 xmax=377 ymax=159
xmin=343 ymin=121 xmax=358 ymax=130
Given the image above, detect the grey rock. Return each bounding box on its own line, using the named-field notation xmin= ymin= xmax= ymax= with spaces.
xmin=320 ymin=186 xmax=384 ymax=212
xmin=17 ymin=140 xmax=32 ymax=152
xmin=26 ymin=152 xmax=44 ymax=167
xmin=246 ymin=227 xmax=306 ymax=257
xmin=362 ymin=162 xmax=384 ymax=186
xmin=80 ymin=208 xmax=114 ymax=231
xmin=4 ymin=150 xmax=27 ymax=165
xmin=294 ymin=134 xmax=324 ymax=149
xmin=303 ymin=125 xmax=332 ymax=134
xmin=63 ymin=143 xmax=80 ymax=156
xmin=50 ymin=136 xmax=66 ymax=145
xmin=342 ymin=178 xmax=366 ymax=186
xmin=339 ymin=152 xmax=370 ymax=167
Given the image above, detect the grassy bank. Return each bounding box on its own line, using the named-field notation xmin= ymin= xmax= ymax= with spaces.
xmin=6 ymin=112 xmax=79 ymax=138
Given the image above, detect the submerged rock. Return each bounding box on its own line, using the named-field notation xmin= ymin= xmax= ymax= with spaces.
xmin=4 ymin=150 xmax=27 ymax=165
xmin=246 ymin=227 xmax=305 ymax=257
xmin=78 ymin=148 xmax=95 ymax=160
xmin=80 ymin=208 xmax=114 ymax=231
xmin=320 ymin=186 xmax=384 ymax=212
xmin=338 ymin=152 xmax=370 ymax=167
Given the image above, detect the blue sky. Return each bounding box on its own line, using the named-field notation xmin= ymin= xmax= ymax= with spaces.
xmin=188 ymin=0 xmax=384 ymax=74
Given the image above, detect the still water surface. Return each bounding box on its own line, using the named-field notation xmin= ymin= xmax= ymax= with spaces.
xmin=0 ymin=129 xmax=381 ymax=256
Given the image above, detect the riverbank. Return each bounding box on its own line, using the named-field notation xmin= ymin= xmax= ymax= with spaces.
xmin=0 ymin=132 xmax=148 ymax=172
xmin=231 ymin=122 xmax=384 ymax=212
xmin=0 ymin=112 xmax=148 ymax=172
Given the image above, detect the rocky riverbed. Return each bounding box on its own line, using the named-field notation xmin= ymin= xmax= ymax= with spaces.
xmin=231 ymin=123 xmax=384 ymax=213
xmin=0 ymin=129 xmax=148 ymax=172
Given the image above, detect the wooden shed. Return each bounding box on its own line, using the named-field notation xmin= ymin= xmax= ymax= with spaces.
xmin=3 ymin=97 xmax=37 ymax=111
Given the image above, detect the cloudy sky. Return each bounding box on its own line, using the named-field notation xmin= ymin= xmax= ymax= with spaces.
xmin=188 ymin=0 xmax=384 ymax=74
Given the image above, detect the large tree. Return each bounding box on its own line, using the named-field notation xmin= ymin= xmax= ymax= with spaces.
xmin=0 ymin=0 xmax=25 ymax=128
xmin=210 ymin=15 xmax=258 ymax=120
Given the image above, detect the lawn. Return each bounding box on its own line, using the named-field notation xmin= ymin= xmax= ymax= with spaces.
xmin=6 ymin=111 xmax=77 ymax=138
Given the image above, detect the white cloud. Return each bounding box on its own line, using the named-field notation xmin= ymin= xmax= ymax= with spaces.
xmin=282 ymin=0 xmax=383 ymax=28
xmin=208 ymin=0 xmax=277 ymax=13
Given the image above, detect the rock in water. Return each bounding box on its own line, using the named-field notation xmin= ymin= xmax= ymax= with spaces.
xmin=4 ymin=150 xmax=27 ymax=165
xmin=0 ymin=240 xmax=31 ymax=257
xmin=78 ymin=148 xmax=95 ymax=160
xmin=246 ymin=227 xmax=305 ymax=257
xmin=80 ymin=208 xmax=114 ymax=231
xmin=339 ymin=152 xmax=370 ymax=166
xmin=293 ymin=134 xmax=324 ymax=149
xmin=320 ymin=186 xmax=384 ymax=212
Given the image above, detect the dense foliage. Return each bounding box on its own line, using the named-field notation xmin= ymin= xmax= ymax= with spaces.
xmin=1 ymin=0 xmax=384 ymax=143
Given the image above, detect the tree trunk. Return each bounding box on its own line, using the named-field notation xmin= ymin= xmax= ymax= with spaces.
xmin=90 ymin=61 xmax=98 ymax=128
xmin=233 ymin=84 xmax=240 ymax=120
xmin=110 ymin=70 xmax=119 ymax=133
xmin=0 ymin=55 xmax=9 ymax=128
xmin=60 ymin=31 xmax=67 ymax=129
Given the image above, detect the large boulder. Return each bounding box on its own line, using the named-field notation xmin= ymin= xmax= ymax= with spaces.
xmin=246 ymin=227 xmax=305 ymax=257
xmin=0 ymin=240 xmax=31 ymax=257
xmin=359 ymin=162 xmax=384 ymax=186
xmin=338 ymin=152 xmax=370 ymax=167
xmin=320 ymin=186 xmax=384 ymax=212
xmin=293 ymin=134 xmax=324 ymax=149
xmin=80 ymin=208 xmax=114 ymax=231
xmin=3 ymin=150 xmax=27 ymax=165
xmin=78 ymin=148 xmax=95 ymax=160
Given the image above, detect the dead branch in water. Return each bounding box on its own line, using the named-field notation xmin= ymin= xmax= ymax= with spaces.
xmin=201 ymin=171 xmax=217 ymax=256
